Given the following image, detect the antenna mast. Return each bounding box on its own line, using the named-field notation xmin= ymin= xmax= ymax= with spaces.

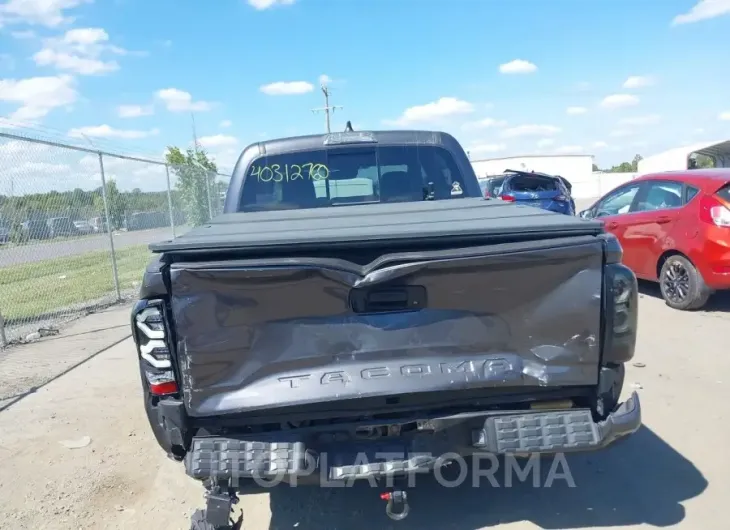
xmin=311 ymin=82 xmax=342 ymax=133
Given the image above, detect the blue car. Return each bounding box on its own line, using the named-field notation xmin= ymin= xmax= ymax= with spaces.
xmin=486 ymin=169 xmax=576 ymax=215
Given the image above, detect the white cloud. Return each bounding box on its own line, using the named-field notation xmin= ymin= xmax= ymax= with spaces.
xmin=0 ymin=0 xmax=92 ymax=27
xmin=220 ymin=119 xmax=233 ymax=128
xmin=118 ymin=104 xmax=154 ymax=118
xmin=207 ymin=148 xmax=240 ymax=173
xmin=156 ymin=88 xmax=213 ymax=112
xmin=623 ymin=75 xmax=654 ymax=88
xmin=68 ymin=124 xmax=160 ymax=139
xmin=501 ymin=124 xmax=561 ymax=138
xmin=318 ymin=74 xmax=332 ymax=86
xmin=385 ymin=97 xmax=474 ymax=126
xmin=0 ymin=74 xmax=77 ymax=122
xmin=566 ymin=106 xmax=587 ymax=115
xmin=34 ymin=48 xmax=118 ymax=75
xmin=600 ymin=94 xmax=640 ymax=108
xmin=554 ymin=145 xmax=584 ymax=154
xmin=537 ymin=138 xmax=555 ymax=148
xmin=498 ymin=59 xmax=537 ymax=74
xmin=672 ymin=0 xmax=730 ymax=25
xmin=259 ymin=80 xmax=314 ymax=95
xmin=461 ymin=117 xmax=507 ymax=130
xmin=466 ymin=143 xmax=507 ymax=155
xmin=609 ymin=129 xmax=636 ymax=138
xmin=197 ymin=134 xmax=238 ymax=148
xmin=32 ymin=27 xmax=129 ymax=75
xmin=593 ymin=141 xmax=609 ymax=149
xmin=248 ymin=0 xmax=296 ymax=9
xmin=719 ymin=111 xmax=730 ymax=121
xmin=619 ymin=114 xmax=661 ymax=126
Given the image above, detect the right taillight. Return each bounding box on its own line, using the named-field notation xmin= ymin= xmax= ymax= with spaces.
xmin=699 ymin=194 xmax=730 ymax=227
xmin=501 ymin=194 xmax=516 ymax=202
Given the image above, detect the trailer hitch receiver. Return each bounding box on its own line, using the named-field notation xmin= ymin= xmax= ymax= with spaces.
xmin=380 ymin=490 xmax=410 ymax=521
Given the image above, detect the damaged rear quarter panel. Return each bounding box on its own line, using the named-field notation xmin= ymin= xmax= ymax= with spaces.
xmin=169 ymin=238 xmax=604 ymax=417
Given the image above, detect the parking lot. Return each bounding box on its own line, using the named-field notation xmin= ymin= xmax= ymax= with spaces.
xmin=0 ymin=272 xmax=728 ymax=529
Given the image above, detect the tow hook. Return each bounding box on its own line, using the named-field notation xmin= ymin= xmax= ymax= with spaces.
xmin=380 ymin=490 xmax=409 ymax=521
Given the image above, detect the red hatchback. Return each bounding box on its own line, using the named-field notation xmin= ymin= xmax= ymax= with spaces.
xmin=580 ymin=169 xmax=730 ymax=310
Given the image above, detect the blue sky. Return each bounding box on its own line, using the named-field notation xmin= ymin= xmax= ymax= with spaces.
xmin=1 ymin=0 xmax=730 ymax=192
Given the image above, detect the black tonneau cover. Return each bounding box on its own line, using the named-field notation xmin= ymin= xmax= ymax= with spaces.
xmin=149 ymin=198 xmax=603 ymax=254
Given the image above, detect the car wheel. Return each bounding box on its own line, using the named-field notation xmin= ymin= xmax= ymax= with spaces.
xmin=659 ymin=255 xmax=711 ymax=310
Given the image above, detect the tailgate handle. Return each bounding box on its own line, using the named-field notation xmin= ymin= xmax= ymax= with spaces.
xmin=350 ymin=286 xmax=427 ymax=313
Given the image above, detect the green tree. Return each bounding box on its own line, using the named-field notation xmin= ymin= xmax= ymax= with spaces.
xmin=695 ymin=154 xmax=715 ymax=168
xmin=165 ymin=146 xmax=218 ymax=227
xmin=592 ymin=163 xmax=599 ymax=172
xmin=631 ymin=154 xmax=643 ymax=172
xmin=93 ymin=179 xmax=126 ymax=230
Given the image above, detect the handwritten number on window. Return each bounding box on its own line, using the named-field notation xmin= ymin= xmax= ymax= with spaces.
xmin=249 ymin=163 xmax=329 ymax=182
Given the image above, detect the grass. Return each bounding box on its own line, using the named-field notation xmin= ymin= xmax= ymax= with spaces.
xmin=0 ymin=245 xmax=152 ymax=321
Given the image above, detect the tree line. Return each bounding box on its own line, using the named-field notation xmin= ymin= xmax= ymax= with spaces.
xmin=0 ymin=146 xmax=226 ymax=240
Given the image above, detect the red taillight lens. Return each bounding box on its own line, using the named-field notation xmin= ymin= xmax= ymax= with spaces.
xmin=149 ymin=380 xmax=179 ymax=396
xmin=501 ymin=194 xmax=516 ymax=202
xmin=699 ymin=195 xmax=730 ymax=227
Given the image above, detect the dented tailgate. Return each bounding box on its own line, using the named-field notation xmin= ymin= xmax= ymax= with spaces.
xmin=169 ymin=236 xmax=604 ymax=417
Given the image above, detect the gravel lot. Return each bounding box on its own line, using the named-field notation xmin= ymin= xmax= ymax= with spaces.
xmin=0 ymin=281 xmax=728 ymax=530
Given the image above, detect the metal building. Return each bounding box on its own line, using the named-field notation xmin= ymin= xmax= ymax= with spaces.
xmin=638 ymin=139 xmax=730 ymax=175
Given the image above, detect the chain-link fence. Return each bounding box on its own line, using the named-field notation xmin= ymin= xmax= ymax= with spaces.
xmin=0 ymin=131 xmax=230 ymax=347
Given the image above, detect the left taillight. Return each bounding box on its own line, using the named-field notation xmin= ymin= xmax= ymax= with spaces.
xmin=132 ymin=300 xmax=178 ymax=396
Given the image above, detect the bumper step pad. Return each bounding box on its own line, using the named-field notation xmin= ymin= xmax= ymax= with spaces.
xmin=186 ymin=439 xmax=307 ymax=480
xmin=473 ymin=409 xmax=599 ymax=453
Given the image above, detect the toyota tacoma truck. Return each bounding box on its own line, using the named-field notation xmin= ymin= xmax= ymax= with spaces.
xmin=131 ymin=130 xmax=641 ymax=529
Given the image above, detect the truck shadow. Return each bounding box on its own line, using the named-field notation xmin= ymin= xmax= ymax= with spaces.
xmin=638 ymin=279 xmax=730 ymax=313
xmin=266 ymin=426 xmax=706 ymax=529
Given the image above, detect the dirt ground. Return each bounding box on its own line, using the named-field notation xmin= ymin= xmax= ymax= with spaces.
xmin=1 ymin=284 xmax=729 ymax=530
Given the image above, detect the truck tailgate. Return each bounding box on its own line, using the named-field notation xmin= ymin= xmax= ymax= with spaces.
xmin=169 ymin=236 xmax=604 ymax=417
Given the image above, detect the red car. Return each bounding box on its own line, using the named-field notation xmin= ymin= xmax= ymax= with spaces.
xmin=579 ymin=169 xmax=730 ymax=310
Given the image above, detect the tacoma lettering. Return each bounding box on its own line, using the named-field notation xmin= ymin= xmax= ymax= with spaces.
xmin=277 ymin=358 xmax=514 ymax=387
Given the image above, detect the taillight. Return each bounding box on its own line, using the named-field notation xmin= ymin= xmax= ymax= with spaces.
xmin=555 ymin=194 xmax=567 ymax=202
xmin=501 ymin=194 xmax=516 ymax=202
xmin=132 ymin=300 xmax=178 ymax=396
xmin=699 ymin=195 xmax=730 ymax=227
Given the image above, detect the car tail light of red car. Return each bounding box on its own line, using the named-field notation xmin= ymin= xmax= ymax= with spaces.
xmin=699 ymin=193 xmax=730 ymax=228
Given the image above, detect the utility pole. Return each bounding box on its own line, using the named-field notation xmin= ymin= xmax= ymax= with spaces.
xmin=191 ymin=112 xmax=200 ymax=153
xmin=312 ymin=82 xmax=342 ymax=133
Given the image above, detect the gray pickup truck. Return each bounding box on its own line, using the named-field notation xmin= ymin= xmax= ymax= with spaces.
xmin=131 ymin=130 xmax=641 ymax=529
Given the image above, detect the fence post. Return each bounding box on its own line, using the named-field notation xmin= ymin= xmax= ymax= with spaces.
xmin=98 ymin=153 xmax=122 ymax=301
xmin=205 ymin=170 xmax=213 ymax=221
xmin=164 ymin=164 xmax=176 ymax=238
xmin=0 ymin=311 xmax=7 ymax=348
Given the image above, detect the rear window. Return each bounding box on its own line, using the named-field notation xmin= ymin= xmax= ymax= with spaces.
xmin=238 ymin=145 xmax=471 ymax=211
xmin=507 ymin=174 xmax=559 ymax=192
xmin=717 ymin=183 xmax=730 ymax=202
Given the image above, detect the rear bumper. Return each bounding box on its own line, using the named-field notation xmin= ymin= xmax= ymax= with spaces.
xmin=184 ymin=392 xmax=641 ymax=486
